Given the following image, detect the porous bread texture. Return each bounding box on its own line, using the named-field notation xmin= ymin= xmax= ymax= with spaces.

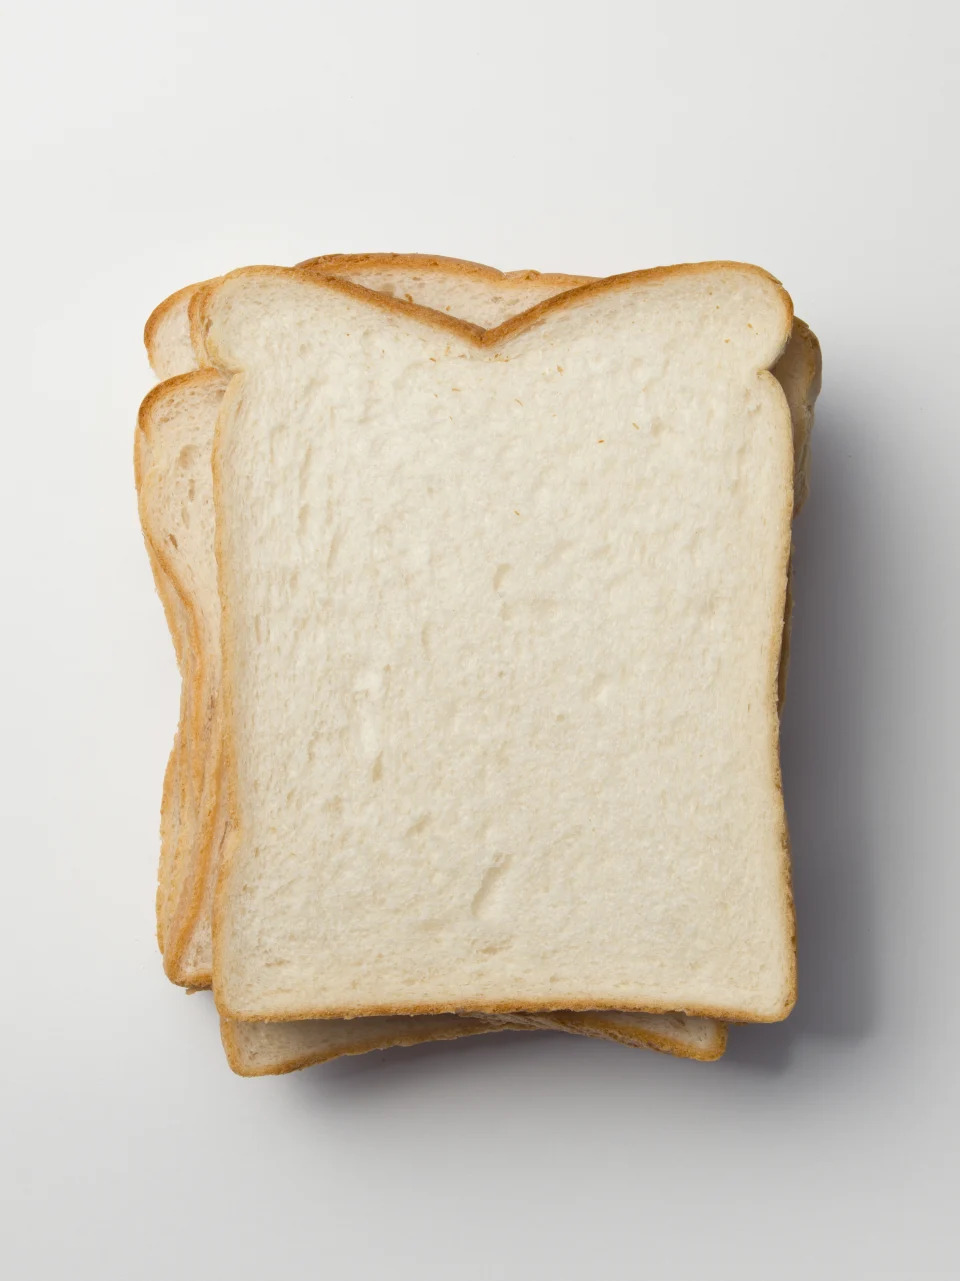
xmin=205 ymin=263 xmax=797 ymax=1024
xmin=222 ymin=1009 xmax=722 ymax=1078
xmin=139 ymin=258 xmax=739 ymax=1067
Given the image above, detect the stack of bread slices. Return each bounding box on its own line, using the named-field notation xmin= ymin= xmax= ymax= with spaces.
xmin=136 ymin=253 xmax=820 ymax=1076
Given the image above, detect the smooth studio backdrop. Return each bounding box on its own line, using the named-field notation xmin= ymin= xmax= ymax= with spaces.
xmin=1 ymin=3 xmax=957 ymax=1277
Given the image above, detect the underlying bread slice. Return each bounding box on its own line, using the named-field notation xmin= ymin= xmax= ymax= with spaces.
xmin=137 ymin=373 xmax=227 ymax=958
xmin=221 ymin=1013 xmax=537 ymax=1076
xmin=221 ymin=1008 xmax=720 ymax=1077
xmin=140 ymin=263 xmax=732 ymax=1065
xmin=204 ymin=263 xmax=796 ymax=1024
xmin=223 ymin=1004 xmax=723 ymax=1077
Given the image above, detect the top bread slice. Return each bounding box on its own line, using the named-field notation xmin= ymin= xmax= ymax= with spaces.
xmin=200 ymin=263 xmax=797 ymax=1023
xmin=142 ymin=261 xmax=818 ymax=1004
xmin=139 ymin=258 xmax=749 ymax=1066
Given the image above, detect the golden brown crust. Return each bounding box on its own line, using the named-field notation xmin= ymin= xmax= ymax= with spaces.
xmin=186 ymin=281 xmax=221 ymax=369
xmin=556 ymin=1013 xmax=728 ymax=1062
xmin=162 ymin=740 xmax=224 ymax=984
xmin=220 ymin=1016 xmax=536 ymax=1077
xmin=199 ymin=260 xmax=794 ymax=367
xmin=137 ymin=366 xmax=228 ymax=430
xmin=218 ymin=992 xmax=790 ymax=1025
xmin=188 ymin=254 xmax=597 ymax=371
xmin=204 ymin=261 xmax=797 ymax=1027
xmin=297 ymin=251 xmax=593 ymax=291
xmin=137 ymin=370 xmax=230 ymax=980
xmin=155 ymin=735 xmax=180 ymax=951
xmin=143 ymin=280 xmax=216 ymax=376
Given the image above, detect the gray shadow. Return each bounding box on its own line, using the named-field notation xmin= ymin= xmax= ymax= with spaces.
xmin=283 ymin=1025 xmax=714 ymax=1102
xmin=283 ymin=1027 xmax=573 ymax=1099
xmin=726 ymin=398 xmax=877 ymax=1069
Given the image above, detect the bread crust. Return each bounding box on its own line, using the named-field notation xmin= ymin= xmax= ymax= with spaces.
xmin=143 ymin=280 xmax=216 ymax=377
xmin=297 ymin=251 xmax=593 ymax=290
xmin=218 ymin=1012 xmax=726 ymax=1077
xmin=202 ymin=262 xmax=797 ymax=1026
xmin=198 ymin=259 xmax=793 ymax=366
xmin=220 ymin=1016 xmax=535 ymax=1077
xmin=137 ymin=371 xmax=229 ymax=973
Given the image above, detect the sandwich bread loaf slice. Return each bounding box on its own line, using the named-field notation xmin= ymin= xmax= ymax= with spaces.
xmin=202 ymin=263 xmax=797 ymax=1024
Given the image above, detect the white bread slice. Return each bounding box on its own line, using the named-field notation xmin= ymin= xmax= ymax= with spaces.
xmin=222 ymin=1013 xmax=534 ymax=1076
xmin=202 ymin=263 xmax=797 ymax=1023
xmin=139 ymin=261 xmax=738 ymax=1066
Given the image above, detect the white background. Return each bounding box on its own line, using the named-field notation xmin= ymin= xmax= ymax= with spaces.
xmin=1 ymin=2 xmax=957 ymax=1277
